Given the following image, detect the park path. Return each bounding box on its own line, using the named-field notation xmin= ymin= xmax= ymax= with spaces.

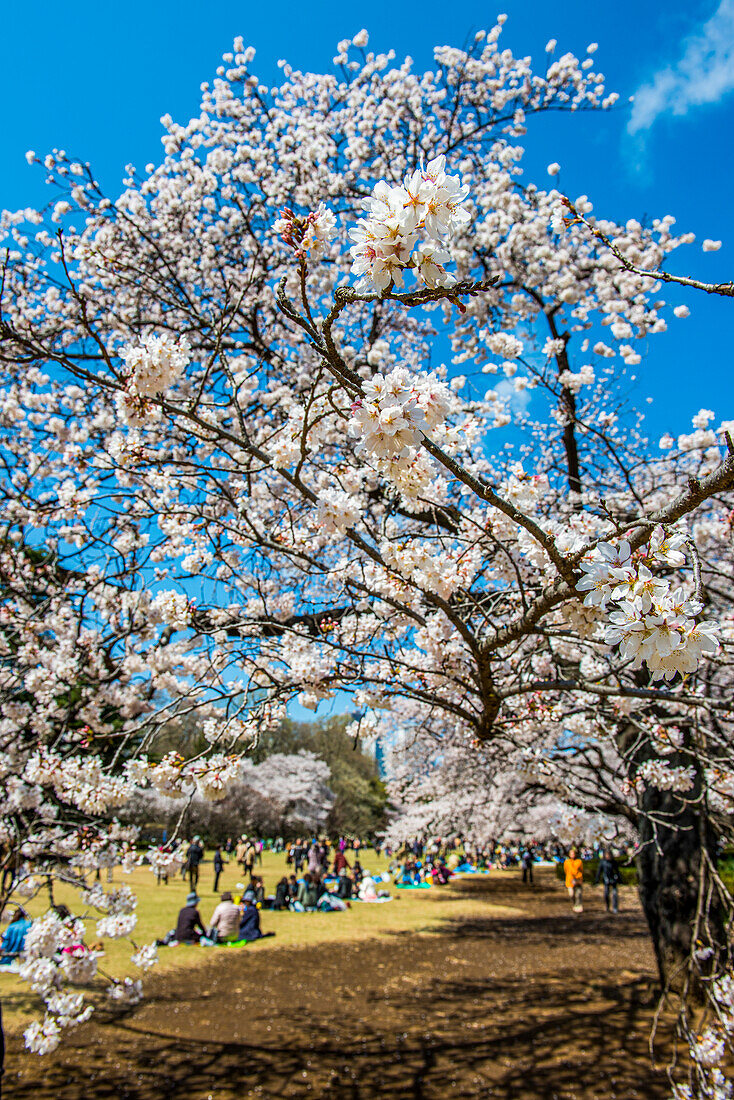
xmin=5 ymin=873 xmax=670 ymax=1099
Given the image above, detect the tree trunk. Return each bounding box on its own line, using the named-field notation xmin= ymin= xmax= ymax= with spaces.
xmin=635 ymin=782 xmax=726 ymax=993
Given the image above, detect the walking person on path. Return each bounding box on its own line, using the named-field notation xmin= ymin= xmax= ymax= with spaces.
xmin=521 ymin=848 xmax=534 ymax=885
xmin=595 ymin=849 xmax=621 ymax=913
xmin=563 ymin=847 xmax=584 ymax=913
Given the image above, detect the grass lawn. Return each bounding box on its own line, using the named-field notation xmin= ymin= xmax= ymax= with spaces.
xmin=1 ymin=850 xmax=521 ymax=1034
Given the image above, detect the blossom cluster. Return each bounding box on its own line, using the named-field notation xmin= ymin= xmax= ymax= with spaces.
xmin=20 ymin=912 xmax=97 ymax=1054
xmin=120 ymin=334 xmax=191 ymax=398
xmin=144 ymin=845 xmax=186 ymax=879
xmin=347 ymin=368 xmax=451 ymax=460
xmin=273 ymin=203 xmax=337 ymax=259
xmin=24 ymin=749 xmax=129 ymax=815
xmin=576 ymin=527 xmax=719 ymax=681
xmin=116 ymin=334 xmax=190 ymax=427
xmin=349 ymin=155 xmax=469 ymax=293
xmin=315 ymin=489 xmax=360 ymax=534
xmin=126 ymin=750 xmax=240 ymax=802
xmin=149 ymin=589 xmax=192 ymax=630
xmin=185 ymin=753 xmax=241 ymax=801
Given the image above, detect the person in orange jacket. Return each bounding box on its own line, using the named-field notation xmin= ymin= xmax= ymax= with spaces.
xmin=563 ymin=847 xmax=584 ymax=913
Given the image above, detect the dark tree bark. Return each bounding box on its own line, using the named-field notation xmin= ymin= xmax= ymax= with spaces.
xmin=615 ymin=716 xmax=727 ymax=993
xmin=635 ymin=788 xmax=724 ymax=992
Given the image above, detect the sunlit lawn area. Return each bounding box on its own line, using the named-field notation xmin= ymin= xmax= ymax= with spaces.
xmin=1 ymin=850 xmax=521 ymax=1033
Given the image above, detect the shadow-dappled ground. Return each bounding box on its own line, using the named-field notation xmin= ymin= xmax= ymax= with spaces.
xmin=5 ymin=874 xmax=672 ymax=1099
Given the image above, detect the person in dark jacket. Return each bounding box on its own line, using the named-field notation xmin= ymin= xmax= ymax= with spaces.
xmin=213 ymin=846 xmax=225 ymax=893
xmin=521 ymin=849 xmax=534 ymax=885
xmin=238 ymin=898 xmax=262 ymax=941
xmin=186 ymin=838 xmax=204 ymax=890
xmin=336 ymin=871 xmax=353 ymax=899
xmin=595 ymin=849 xmax=621 ymax=913
xmin=175 ymin=892 xmax=206 ymax=943
xmin=274 ymin=877 xmax=290 ymax=910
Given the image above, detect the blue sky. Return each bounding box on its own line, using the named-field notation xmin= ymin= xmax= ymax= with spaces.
xmin=2 ymin=0 xmax=731 ymax=441
xmin=3 ymin=0 xmax=730 ymax=725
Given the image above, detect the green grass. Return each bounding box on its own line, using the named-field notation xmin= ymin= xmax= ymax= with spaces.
xmin=0 ymin=851 xmax=521 ymax=1033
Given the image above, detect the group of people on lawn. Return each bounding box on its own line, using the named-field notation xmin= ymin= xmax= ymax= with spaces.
xmin=168 ymin=843 xmax=380 ymax=945
xmin=172 ymin=889 xmax=267 ymax=946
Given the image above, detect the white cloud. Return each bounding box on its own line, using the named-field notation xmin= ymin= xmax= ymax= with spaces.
xmin=492 ymin=378 xmax=532 ymax=413
xmin=628 ymin=0 xmax=734 ymax=134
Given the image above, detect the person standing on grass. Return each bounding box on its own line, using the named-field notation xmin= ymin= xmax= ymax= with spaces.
xmin=243 ymin=839 xmax=257 ymax=878
xmin=595 ymin=849 xmax=621 ymax=913
xmin=186 ymin=837 xmax=204 ymax=890
xmin=333 ymin=847 xmax=350 ymax=876
xmin=307 ymin=841 xmax=321 ymax=876
xmin=235 ymin=835 xmax=248 ymax=874
xmin=564 ymin=847 xmax=584 ymax=913
xmin=213 ymin=845 xmax=225 ymax=893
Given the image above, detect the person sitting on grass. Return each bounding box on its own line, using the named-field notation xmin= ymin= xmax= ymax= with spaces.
xmin=318 ymin=891 xmax=348 ymax=911
xmin=208 ymin=891 xmax=241 ymax=943
xmin=0 ymin=908 xmax=32 ymax=967
xmin=358 ymin=875 xmax=378 ymax=900
xmin=336 ymin=870 xmax=353 ymax=899
xmin=432 ymin=860 xmax=452 ymax=885
xmin=273 ymin=876 xmax=290 ymax=910
xmin=399 ymin=859 xmax=421 ymax=886
xmin=249 ymin=875 xmax=265 ymax=905
xmin=296 ymin=873 xmax=319 ymax=911
xmin=238 ymin=897 xmax=263 ymax=941
xmin=175 ymin=891 xmax=207 ymax=944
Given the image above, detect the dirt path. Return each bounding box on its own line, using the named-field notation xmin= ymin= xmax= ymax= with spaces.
xmin=4 ymin=874 xmax=671 ymax=1099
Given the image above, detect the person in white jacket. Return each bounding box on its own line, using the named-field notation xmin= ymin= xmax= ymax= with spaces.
xmin=208 ymin=891 xmax=241 ymax=942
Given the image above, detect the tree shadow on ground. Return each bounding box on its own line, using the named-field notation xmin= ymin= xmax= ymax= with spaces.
xmin=5 ymin=876 xmax=672 ymax=1099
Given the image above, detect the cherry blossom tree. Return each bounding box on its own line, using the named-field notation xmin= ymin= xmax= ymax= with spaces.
xmin=123 ymin=749 xmax=334 ymax=836
xmin=0 ymin=17 xmax=732 ymax=1094
xmin=383 ymin=722 xmax=634 ymax=849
